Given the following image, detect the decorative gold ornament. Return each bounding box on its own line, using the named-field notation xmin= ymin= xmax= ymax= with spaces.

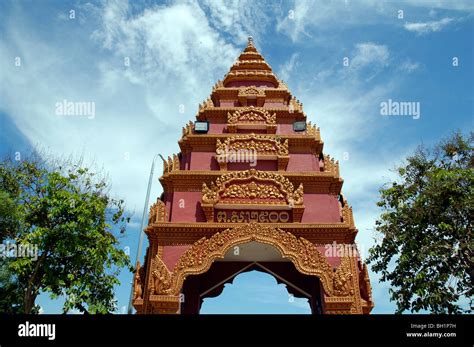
xmin=152 ymin=223 xmax=335 ymax=296
xmin=148 ymin=199 xmax=167 ymax=225
xmin=324 ymin=155 xmax=340 ymax=178
xmin=306 ymin=121 xmax=321 ymax=141
xmin=162 ymin=154 xmax=181 ymax=175
xmin=151 ymin=256 xmax=173 ymax=295
xmin=200 ymin=169 xmax=305 ymax=221
xmin=181 ymin=121 xmax=194 ymax=137
xmin=216 ymin=134 xmax=287 ymax=155
xmin=333 ymin=256 xmax=354 ymax=296
xmin=227 ymin=106 xmax=276 ymax=133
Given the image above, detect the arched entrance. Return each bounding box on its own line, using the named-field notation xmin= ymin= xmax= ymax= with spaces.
xmin=136 ymin=224 xmax=369 ymax=314
xmin=180 ymin=241 xmax=324 ymax=314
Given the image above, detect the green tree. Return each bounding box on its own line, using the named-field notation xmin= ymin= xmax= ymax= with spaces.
xmin=0 ymin=154 xmax=132 ymax=313
xmin=368 ymin=132 xmax=473 ymax=313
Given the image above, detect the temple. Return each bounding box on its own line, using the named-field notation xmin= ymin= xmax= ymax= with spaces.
xmin=132 ymin=37 xmax=374 ymax=314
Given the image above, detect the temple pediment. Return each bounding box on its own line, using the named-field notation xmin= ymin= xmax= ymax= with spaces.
xmin=201 ymin=169 xmax=304 ymax=222
xmin=227 ymin=106 xmax=277 ymax=133
xmin=216 ymin=133 xmax=289 ymax=171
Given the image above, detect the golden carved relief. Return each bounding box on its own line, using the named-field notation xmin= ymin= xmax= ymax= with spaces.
xmin=181 ymin=121 xmax=194 ymax=137
xmin=201 ymin=169 xmax=303 ymax=206
xmin=162 ymin=154 xmax=180 ymax=175
xmin=227 ymin=106 xmax=276 ymax=125
xmin=306 ymin=121 xmax=321 ymax=141
xmin=222 ymin=182 xmax=285 ymax=201
xmin=323 ymin=155 xmax=340 ymax=178
xmin=216 ymin=134 xmax=288 ymax=159
xmin=151 ymin=256 xmax=173 ymax=295
xmin=198 ymin=97 xmax=214 ymax=112
xmin=333 ymin=256 xmax=354 ymax=296
xmin=148 ymin=199 xmax=167 ymax=225
xmin=341 ymin=203 xmax=355 ymax=228
xmin=238 ymin=86 xmax=265 ymax=98
xmin=133 ymin=261 xmax=145 ymax=300
xmin=289 ymin=96 xmax=303 ymax=113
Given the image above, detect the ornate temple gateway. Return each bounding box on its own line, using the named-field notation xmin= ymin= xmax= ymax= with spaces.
xmin=132 ymin=38 xmax=374 ymax=314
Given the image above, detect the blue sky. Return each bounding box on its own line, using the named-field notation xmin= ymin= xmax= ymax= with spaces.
xmin=0 ymin=0 xmax=472 ymax=314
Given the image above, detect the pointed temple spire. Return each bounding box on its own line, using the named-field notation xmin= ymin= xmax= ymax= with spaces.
xmin=132 ymin=38 xmax=374 ymax=315
xmin=245 ymin=36 xmax=256 ymax=52
xmin=224 ymin=36 xmax=277 ymax=87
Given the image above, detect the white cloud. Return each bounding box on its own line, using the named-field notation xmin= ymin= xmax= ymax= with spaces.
xmin=278 ymin=53 xmax=299 ymax=82
xmin=402 ymin=0 xmax=474 ymax=11
xmin=404 ymin=17 xmax=454 ymax=35
xmin=398 ymin=60 xmax=421 ymax=73
xmin=201 ymin=0 xmax=270 ymax=44
xmin=275 ymin=0 xmax=472 ymax=43
xmin=351 ymin=43 xmax=389 ymax=70
xmin=0 ymin=0 xmax=249 ymax=214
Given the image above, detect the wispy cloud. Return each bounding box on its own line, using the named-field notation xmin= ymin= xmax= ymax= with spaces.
xmin=404 ymin=17 xmax=454 ymax=35
xmin=278 ymin=53 xmax=299 ymax=82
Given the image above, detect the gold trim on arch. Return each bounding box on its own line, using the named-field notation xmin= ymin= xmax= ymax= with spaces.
xmin=151 ymin=223 xmax=335 ymax=296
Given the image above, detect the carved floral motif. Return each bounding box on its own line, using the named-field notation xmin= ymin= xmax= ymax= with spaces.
xmin=201 ymin=169 xmax=303 ymax=206
xmin=227 ymin=106 xmax=276 ymax=124
xmin=216 ymin=134 xmax=288 ymax=156
xmin=221 ymin=182 xmax=285 ymax=201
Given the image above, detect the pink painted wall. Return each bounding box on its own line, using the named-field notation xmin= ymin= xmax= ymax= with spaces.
xmin=188 ymin=152 xmax=281 ymax=171
xmin=219 ymin=101 xmax=236 ymax=107
xmin=316 ymin=246 xmax=342 ymax=267
xmin=287 ymin=154 xmax=320 ymax=172
xmin=264 ymin=102 xmax=286 ymax=108
xmin=234 ymin=129 xmax=267 ymax=134
xmin=278 ymin=123 xmax=296 ymax=135
xmin=162 ymin=245 xmax=191 ymax=269
xmin=209 ymin=123 xmax=227 ymax=134
xmin=301 ymin=194 xmax=341 ymax=223
xmin=227 ymin=160 xmax=277 ymax=171
xmin=189 ymin=152 xmax=219 ymax=170
xmin=170 ymin=191 xmax=207 ymax=222
xmin=169 ymin=191 xmax=341 ymax=224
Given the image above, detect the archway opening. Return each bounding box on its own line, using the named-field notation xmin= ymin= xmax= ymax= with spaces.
xmin=200 ymin=269 xmax=311 ymax=314
xmin=180 ymin=241 xmax=324 ymax=314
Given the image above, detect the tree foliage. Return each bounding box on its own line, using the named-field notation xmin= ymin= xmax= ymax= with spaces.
xmin=368 ymin=132 xmax=473 ymax=313
xmin=0 ymin=153 xmax=132 ymax=313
